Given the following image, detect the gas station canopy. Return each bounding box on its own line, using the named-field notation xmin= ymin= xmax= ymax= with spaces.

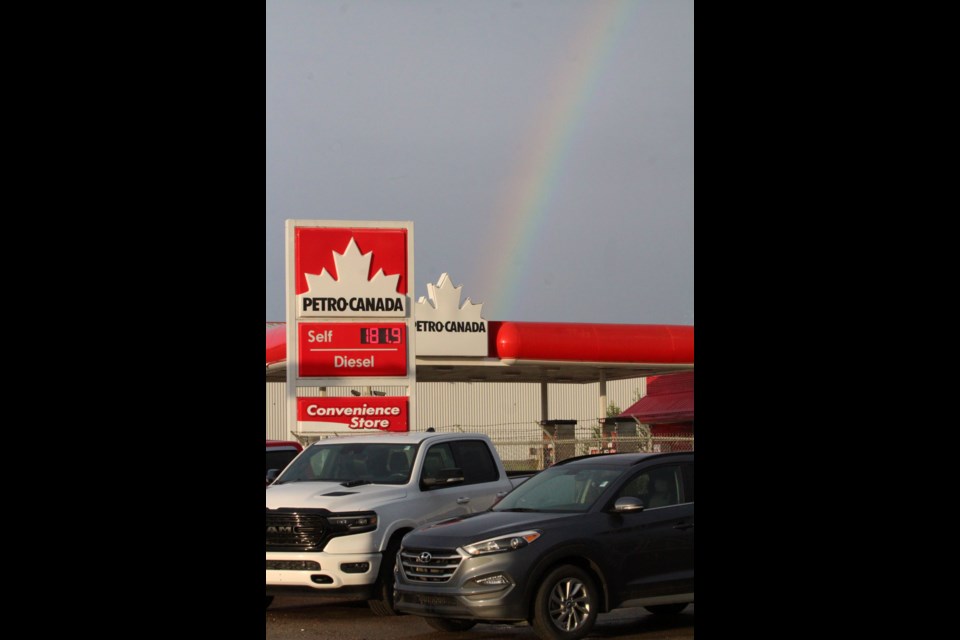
xmin=267 ymin=320 xmax=693 ymax=385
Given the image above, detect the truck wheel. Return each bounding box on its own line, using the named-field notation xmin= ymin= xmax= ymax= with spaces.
xmin=266 ymin=596 xmax=273 ymax=609
xmin=425 ymin=617 xmax=477 ymax=632
xmin=644 ymin=603 xmax=688 ymax=615
xmin=367 ymin=540 xmax=403 ymax=616
xmin=532 ymin=565 xmax=598 ymax=640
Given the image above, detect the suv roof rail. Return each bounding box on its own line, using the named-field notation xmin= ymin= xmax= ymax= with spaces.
xmin=551 ymin=450 xmax=694 ymax=468
xmin=629 ymin=451 xmax=693 ymax=465
xmin=552 ymin=453 xmax=607 ymax=466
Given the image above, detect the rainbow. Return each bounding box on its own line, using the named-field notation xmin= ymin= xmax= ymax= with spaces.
xmin=475 ymin=0 xmax=637 ymax=317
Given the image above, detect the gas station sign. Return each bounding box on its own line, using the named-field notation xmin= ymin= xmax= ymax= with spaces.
xmin=295 ymin=228 xmax=409 ymax=319
xmin=286 ymin=220 xmax=416 ymax=435
xmin=298 ymin=322 xmax=407 ymax=377
xmin=297 ymin=396 xmax=409 ymax=433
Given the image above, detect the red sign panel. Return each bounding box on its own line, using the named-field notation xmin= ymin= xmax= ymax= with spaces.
xmin=298 ymin=322 xmax=407 ymax=377
xmin=297 ymin=396 xmax=409 ymax=433
xmin=294 ymin=227 xmax=409 ymax=319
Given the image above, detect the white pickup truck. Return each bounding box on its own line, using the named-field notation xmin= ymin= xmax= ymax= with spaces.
xmin=266 ymin=431 xmax=529 ymax=615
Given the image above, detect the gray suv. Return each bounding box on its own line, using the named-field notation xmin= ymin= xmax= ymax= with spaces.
xmin=393 ymin=452 xmax=693 ymax=640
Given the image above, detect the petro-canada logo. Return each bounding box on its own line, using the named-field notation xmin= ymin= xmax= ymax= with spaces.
xmin=297 ymin=237 xmax=406 ymax=318
xmin=415 ymin=273 xmax=488 ymax=356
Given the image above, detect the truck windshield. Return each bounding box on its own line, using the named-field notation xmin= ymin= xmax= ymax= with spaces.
xmin=493 ymin=465 xmax=623 ymax=513
xmin=275 ymin=442 xmax=420 ymax=485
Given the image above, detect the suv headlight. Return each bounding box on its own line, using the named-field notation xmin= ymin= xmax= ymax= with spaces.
xmin=459 ymin=530 xmax=541 ymax=556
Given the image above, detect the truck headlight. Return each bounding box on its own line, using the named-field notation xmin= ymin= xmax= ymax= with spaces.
xmin=459 ymin=530 xmax=541 ymax=556
xmin=327 ymin=512 xmax=378 ymax=534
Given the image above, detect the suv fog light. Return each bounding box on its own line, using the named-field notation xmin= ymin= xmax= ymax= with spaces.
xmin=340 ymin=562 xmax=370 ymax=573
xmin=474 ymin=573 xmax=511 ymax=586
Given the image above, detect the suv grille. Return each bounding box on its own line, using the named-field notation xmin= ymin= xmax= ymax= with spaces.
xmin=400 ymin=548 xmax=463 ymax=583
xmin=266 ymin=510 xmax=327 ymax=550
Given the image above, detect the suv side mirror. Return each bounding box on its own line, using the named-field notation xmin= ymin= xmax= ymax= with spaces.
xmin=613 ymin=497 xmax=645 ymax=513
xmin=422 ymin=467 xmax=466 ymax=488
xmin=266 ymin=468 xmax=281 ymax=485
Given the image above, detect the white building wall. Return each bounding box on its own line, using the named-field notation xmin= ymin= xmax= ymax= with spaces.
xmin=266 ymin=378 xmax=646 ymax=443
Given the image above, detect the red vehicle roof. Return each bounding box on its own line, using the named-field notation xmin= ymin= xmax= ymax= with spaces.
xmin=266 ymin=439 xmax=303 ymax=451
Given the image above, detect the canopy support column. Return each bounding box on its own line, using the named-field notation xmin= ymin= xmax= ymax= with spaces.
xmin=540 ymin=382 xmax=549 ymax=424
xmin=599 ymin=370 xmax=607 ymax=423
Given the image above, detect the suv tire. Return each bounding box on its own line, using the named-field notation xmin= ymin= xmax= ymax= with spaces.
xmin=532 ymin=565 xmax=598 ymax=640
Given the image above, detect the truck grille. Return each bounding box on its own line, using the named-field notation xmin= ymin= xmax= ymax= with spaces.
xmin=266 ymin=510 xmax=327 ymax=550
xmin=400 ymin=548 xmax=462 ymax=583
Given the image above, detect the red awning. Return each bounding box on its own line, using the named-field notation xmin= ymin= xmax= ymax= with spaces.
xmin=620 ymin=372 xmax=694 ymax=424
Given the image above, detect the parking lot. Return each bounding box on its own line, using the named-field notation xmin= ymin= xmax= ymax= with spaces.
xmin=266 ymin=596 xmax=693 ymax=640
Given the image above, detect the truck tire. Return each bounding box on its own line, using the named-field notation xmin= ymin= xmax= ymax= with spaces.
xmin=644 ymin=603 xmax=688 ymax=615
xmin=425 ymin=617 xmax=477 ymax=632
xmin=266 ymin=596 xmax=273 ymax=609
xmin=367 ymin=540 xmax=403 ymax=616
xmin=532 ymin=565 xmax=598 ymax=640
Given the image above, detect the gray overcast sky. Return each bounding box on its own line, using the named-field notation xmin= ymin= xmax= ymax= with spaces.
xmin=267 ymin=0 xmax=692 ymax=325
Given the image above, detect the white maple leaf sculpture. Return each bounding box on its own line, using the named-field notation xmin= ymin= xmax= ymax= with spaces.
xmin=416 ymin=273 xmax=484 ymax=320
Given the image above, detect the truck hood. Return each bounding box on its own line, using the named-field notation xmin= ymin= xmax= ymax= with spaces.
xmin=265 ymin=481 xmax=408 ymax=510
xmin=402 ymin=510 xmax=582 ymax=549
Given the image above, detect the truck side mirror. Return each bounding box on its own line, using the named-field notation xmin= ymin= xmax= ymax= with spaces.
xmin=266 ymin=468 xmax=281 ymax=485
xmin=423 ymin=467 xmax=465 ymax=488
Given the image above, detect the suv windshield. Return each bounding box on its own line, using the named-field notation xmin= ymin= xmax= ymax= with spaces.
xmin=276 ymin=442 xmax=420 ymax=485
xmin=494 ymin=464 xmax=623 ymax=512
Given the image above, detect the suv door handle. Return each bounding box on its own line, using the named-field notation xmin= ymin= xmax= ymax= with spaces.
xmin=456 ymin=497 xmax=470 ymax=504
xmin=674 ymin=522 xmax=694 ymax=531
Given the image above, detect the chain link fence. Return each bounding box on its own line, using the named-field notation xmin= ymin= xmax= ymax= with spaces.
xmin=287 ymin=419 xmax=692 ymax=472
xmin=431 ymin=422 xmax=693 ymax=472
